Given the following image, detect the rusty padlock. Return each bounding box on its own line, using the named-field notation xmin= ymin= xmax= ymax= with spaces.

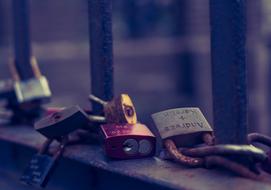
xmin=100 ymin=123 xmax=156 ymax=159
xmin=89 ymin=94 xmax=137 ymax=124
xmin=152 ymin=107 xmax=214 ymax=166
xmin=21 ymin=138 xmax=67 ymax=187
xmin=9 ymin=57 xmax=51 ymax=104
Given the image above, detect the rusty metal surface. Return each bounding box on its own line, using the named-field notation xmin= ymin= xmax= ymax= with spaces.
xmin=88 ymin=0 xmax=114 ymax=114
xmin=210 ymin=0 xmax=248 ymax=144
xmin=0 ymin=126 xmax=271 ymax=190
xmin=12 ymin=0 xmax=34 ymax=80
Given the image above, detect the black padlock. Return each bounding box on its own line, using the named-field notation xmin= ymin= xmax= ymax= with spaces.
xmin=21 ymin=138 xmax=67 ymax=187
xmin=35 ymin=105 xmax=91 ymax=139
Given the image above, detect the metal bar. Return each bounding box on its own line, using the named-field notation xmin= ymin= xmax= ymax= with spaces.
xmin=210 ymin=0 xmax=248 ymax=144
xmin=88 ymin=0 xmax=114 ymax=114
xmin=12 ymin=0 xmax=34 ymax=80
xmin=1 ymin=126 xmax=271 ymax=190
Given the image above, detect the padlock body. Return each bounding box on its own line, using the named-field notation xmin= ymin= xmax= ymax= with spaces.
xmin=104 ymin=94 xmax=137 ymax=124
xmin=21 ymin=154 xmax=55 ymax=187
xmin=152 ymin=108 xmax=213 ymax=147
xmin=35 ymin=105 xmax=90 ymax=139
xmin=14 ymin=76 xmax=51 ymax=103
xmin=101 ymin=123 xmax=156 ymax=159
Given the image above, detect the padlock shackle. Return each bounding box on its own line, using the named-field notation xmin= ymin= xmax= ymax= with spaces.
xmin=38 ymin=139 xmax=53 ymax=154
xmin=30 ymin=57 xmax=42 ymax=78
xmin=9 ymin=60 xmax=20 ymax=81
xmin=53 ymin=136 xmax=69 ymax=160
xmin=202 ymin=133 xmax=215 ymax=146
xmin=164 ymin=139 xmax=204 ymax=167
xmin=88 ymin=115 xmax=106 ymax=123
xmin=89 ymin=94 xmax=107 ymax=106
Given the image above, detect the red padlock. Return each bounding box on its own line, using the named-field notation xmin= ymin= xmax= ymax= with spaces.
xmin=100 ymin=123 xmax=156 ymax=159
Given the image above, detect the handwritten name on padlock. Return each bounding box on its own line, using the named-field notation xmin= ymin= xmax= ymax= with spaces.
xmin=152 ymin=108 xmax=212 ymax=139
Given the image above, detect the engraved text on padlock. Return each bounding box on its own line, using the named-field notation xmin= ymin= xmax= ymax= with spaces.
xmin=152 ymin=108 xmax=213 ymax=146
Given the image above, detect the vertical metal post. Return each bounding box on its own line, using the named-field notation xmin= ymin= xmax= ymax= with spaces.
xmin=88 ymin=0 xmax=114 ymax=114
xmin=210 ymin=0 xmax=248 ymax=144
xmin=12 ymin=0 xmax=34 ymax=80
xmin=171 ymin=1 xmax=195 ymax=97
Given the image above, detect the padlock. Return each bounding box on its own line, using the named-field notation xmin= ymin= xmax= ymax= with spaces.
xmin=152 ymin=107 xmax=213 ymax=147
xmin=152 ymin=107 xmax=214 ymax=167
xmin=35 ymin=105 xmax=91 ymax=139
xmin=0 ymin=57 xmax=52 ymax=124
xmin=89 ymin=94 xmax=137 ymax=124
xmin=100 ymin=123 xmax=156 ymax=159
xmin=10 ymin=57 xmax=51 ymax=104
xmin=21 ymin=138 xmax=67 ymax=187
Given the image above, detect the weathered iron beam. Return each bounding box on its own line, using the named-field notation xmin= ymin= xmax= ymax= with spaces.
xmin=210 ymin=0 xmax=248 ymax=144
xmin=1 ymin=126 xmax=271 ymax=190
xmin=88 ymin=0 xmax=114 ymax=114
xmin=12 ymin=0 xmax=34 ymax=80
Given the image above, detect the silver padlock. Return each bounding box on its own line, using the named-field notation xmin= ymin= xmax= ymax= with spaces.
xmin=152 ymin=107 xmax=213 ymax=147
xmin=10 ymin=57 xmax=51 ymax=103
xmin=14 ymin=76 xmax=51 ymax=103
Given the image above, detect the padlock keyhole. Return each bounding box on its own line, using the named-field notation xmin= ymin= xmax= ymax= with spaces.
xmin=51 ymin=113 xmax=61 ymax=121
xmin=124 ymin=104 xmax=134 ymax=117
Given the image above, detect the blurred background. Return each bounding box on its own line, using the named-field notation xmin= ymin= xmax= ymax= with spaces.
xmin=0 ymin=0 xmax=270 ymax=135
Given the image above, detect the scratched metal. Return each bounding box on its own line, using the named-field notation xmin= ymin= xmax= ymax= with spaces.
xmin=210 ymin=0 xmax=248 ymax=144
xmin=12 ymin=0 xmax=34 ymax=80
xmin=0 ymin=126 xmax=271 ymax=190
xmin=88 ymin=0 xmax=114 ymax=114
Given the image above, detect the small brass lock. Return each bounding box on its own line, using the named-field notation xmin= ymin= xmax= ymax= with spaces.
xmin=89 ymin=94 xmax=137 ymax=124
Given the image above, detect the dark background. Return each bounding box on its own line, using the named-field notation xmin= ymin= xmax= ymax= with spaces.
xmin=0 ymin=0 xmax=269 ymax=134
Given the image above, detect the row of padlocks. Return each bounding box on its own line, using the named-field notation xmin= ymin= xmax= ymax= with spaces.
xmin=1 ymin=71 xmax=271 ymax=187
xmin=1 ymin=0 xmax=271 ymax=189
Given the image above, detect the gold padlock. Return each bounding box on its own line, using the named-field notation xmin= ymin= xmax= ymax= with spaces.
xmin=89 ymin=94 xmax=137 ymax=124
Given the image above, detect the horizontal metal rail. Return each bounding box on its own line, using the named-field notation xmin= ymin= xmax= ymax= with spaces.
xmin=0 ymin=126 xmax=271 ymax=190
